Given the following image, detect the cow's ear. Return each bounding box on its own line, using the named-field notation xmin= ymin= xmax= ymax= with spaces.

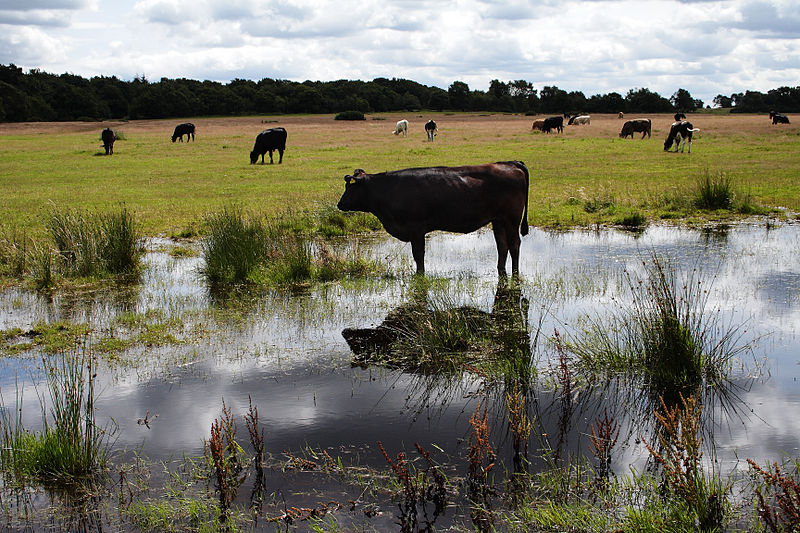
xmin=353 ymin=168 xmax=366 ymax=177
xmin=344 ymin=175 xmax=352 ymax=184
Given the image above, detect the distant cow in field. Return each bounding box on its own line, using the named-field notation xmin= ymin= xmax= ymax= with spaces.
xmin=531 ymin=119 xmax=546 ymax=131
xmin=618 ymin=112 xmax=624 ymax=119
xmin=425 ymin=120 xmax=437 ymax=141
xmin=542 ymin=116 xmax=564 ymax=133
xmin=250 ymin=127 xmax=287 ymax=164
xmin=171 ymin=123 xmax=195 ymax=142
xmin=337 ymin=161 xmax=530 ymax=276
xmin=101 ymin=128 xmax=115 ymax=155
xmin=769 ymin=111 xmax=790 ymax=124
xmin=393 ymin=119 xmax=409 ymax=137
xmin=619 ymin=118 xmax=652 ymax=139
xmin=674 ymin=113 xmax=686 ymax=122
xmin=570 ymin=115 xmax=590 ymax=126
xmin=664 ymin=121 xmax=700 ymax=153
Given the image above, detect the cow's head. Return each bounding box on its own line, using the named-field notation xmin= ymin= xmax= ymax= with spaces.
xmin=337 ymin=169 xmax=369 ymax=212
xmin=249 ymin=150 xmax=258 ymax=164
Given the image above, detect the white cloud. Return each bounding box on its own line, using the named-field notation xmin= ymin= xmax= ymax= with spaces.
xmin=1 ymin=0 xmax=798 ymax=104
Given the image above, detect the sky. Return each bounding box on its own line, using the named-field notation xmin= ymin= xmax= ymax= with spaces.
xmin=1 ymin=0 xmax=799 ymax=105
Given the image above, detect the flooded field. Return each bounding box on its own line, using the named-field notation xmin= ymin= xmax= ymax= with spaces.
xmin=0 ymin=221 xmax=798 ymax=531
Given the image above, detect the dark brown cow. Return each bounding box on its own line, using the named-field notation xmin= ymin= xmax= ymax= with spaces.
xmin=171 ymin=122 xmax=195 ymax=142
xmin=619 ymin=118 xmax=652 ymax=139
xmin=101 ymin=128 xmax=115 ymax=155
xmin=337 ymin=161 xmax=530 ymax=276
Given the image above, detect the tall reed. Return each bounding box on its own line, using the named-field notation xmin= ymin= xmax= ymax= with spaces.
xmin=47 ymin=205 xmax=142 ymax=278
xmin=0 ymin=341 xmax=112 ymax=485
xmin=200 ymin=205 xmax=269 ymax=284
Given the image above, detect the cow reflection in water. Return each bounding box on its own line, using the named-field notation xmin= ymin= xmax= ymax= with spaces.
xmin=342 ymin=279 xmax=530 ymax=372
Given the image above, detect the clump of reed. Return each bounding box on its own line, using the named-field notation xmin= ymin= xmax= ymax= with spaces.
xmin=47 ymin=205 xmax=142 ymax=278
xmin=199 ymin=205 xmax=270 ymax=284
xmin=747 ymin=457 xmax=800 ymax=532
xmin=0 ymin=340 xmax=113 ymax=487
xmin=569 ymin=252 xmax=751 ymax=399
xmin=199 ymin=205 xmax=382 ymax=286
xmin=694 ymin=171 xmax=733 ymax=211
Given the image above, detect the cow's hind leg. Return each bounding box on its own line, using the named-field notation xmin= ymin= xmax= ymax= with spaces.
xmin=278 ymin=148 xmax=284 ymax=164
xmin=411 ymin=236 xmax=426 ymax=274
xmin=507 ymin=225 xmax=522 ymax=277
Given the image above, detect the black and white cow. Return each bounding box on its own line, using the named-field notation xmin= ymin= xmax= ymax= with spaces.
xmin=425 ymin=120 xmax=437 ymax=141
xmin=664 ymin=121 xmax=700 ymax=153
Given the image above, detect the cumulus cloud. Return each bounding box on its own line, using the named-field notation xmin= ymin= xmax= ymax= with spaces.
xmin=1 ymin=0 xmax=89 ymax=9
xmin=0 ymin=10 xmax=71 ymax=26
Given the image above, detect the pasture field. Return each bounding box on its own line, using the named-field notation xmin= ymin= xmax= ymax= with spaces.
xmin=1 ymin=112 xmax=798 ymax=238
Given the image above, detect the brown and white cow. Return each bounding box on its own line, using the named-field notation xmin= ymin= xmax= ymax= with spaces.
xmin=337 ymin=161 xmax=530 ymax=276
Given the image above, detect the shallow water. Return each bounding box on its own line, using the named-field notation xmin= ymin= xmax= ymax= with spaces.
xmin=1 ymin=222 xmax=799 ymax=527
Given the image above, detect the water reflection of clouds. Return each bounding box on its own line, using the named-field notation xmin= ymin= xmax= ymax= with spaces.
xmin=2 ymin=223 xmax=800 ymax=473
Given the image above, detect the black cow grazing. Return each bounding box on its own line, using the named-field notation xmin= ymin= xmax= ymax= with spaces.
xmin=249 ymin=127 xmax=287 ymax=164
xmin=674 ymin=112 xmax=686 ymax=121
xmin=664 ymin=121 xmax=700 ymax=153
xmin=619 ymin=118 xmax=652 ymax=139
xmin=337 ymin=161 xmax=530 ymax=276
xmin=101 ymin=128 xmax=115 ymax=155
xmin=171 ymin=123 xmax=195 ymax=142
xmin=425 ymin=120 xmax=437 ymax=141
xmin=769 ymin=111 xmax=790 ymax=124
xmin=542 ymin=116 xmax=564 ymax=133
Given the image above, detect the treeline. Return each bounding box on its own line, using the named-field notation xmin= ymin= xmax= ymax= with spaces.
xmin=1 ymin=63 xmax=799 ymax=122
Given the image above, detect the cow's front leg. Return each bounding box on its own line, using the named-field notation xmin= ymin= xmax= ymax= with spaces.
xmin=411 ymin=237 xmax=426 ymax=274
xmin=493 ymin=224 xmax=510 ymax=277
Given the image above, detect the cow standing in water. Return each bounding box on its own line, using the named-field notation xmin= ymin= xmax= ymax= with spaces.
xmin=337 ymin=161 xmax=530 ymax=276
xmin=250 ymin=127 xmax=287 ymax=164
xmin=101 ymin=128 xmax=115 ymax=155
xmin=171 ymin=123 xmax=195 ymax=142
xmin=425 ymin=120 xmax=437 ymax=141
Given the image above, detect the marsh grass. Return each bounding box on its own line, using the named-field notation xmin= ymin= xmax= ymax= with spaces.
xmin=200 ymin=205 xmax=383 ymax=287
xmin=569 ymin=253 xmax=752 ymax=402
xmin=695 ymin=171 xmax=733 ymax=211
xmin=46 ymin=205 xmax=143 ymax=279
xmin=0 ymin=342 xmax=113 ymax=487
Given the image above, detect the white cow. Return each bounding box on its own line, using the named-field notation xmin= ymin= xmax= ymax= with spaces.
xmin=572 ymin=115 xmax=590 ymax=125
xmin=393 ymin=119 xmax=409 ymax=137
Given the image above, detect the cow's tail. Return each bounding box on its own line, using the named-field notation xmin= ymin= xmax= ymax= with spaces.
xmin=502 ymin=160 xmax=529 ymax=237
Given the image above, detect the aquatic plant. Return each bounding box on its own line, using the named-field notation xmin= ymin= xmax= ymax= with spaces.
xmin=0 ymin=341 xmax=113 ymax=486
xmin=200 ymin=205 xmax=269 ymax=284
xmin=205 ymin=399 xmax=245 ymax=523
xmin=569 ymin=252 xmax=752 ymax=406
xmin=643 ymin=393 xmax=729 ymax=531
xmin=46 ymin=205 xmax=143 ymax=278
xmin=747 ymin=458 xmax=800 ymax=532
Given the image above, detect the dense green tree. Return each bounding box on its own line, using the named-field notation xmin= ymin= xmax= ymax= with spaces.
xmin=448 ymin=81 xmax=471 ymax=110
xmin=671 ymin=88 xmax=696 ymax=112
xmin=626 ymin=87 xmax=673 ymax=113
